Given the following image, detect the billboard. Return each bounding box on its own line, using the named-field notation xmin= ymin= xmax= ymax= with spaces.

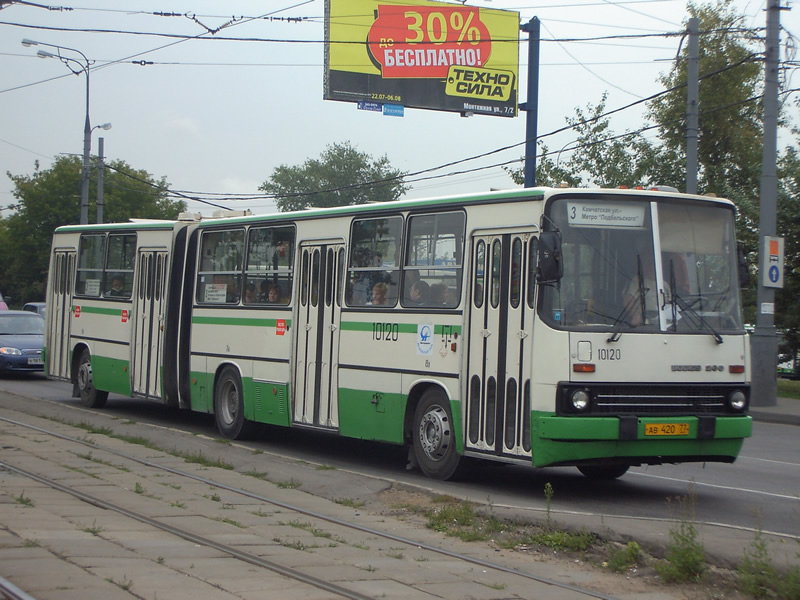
xmin=324 ymin=0 xmax=520 ymax=118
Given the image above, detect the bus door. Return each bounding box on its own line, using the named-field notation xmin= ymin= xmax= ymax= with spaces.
xmin=131 ymin=249 xmax=168 ymax=399
xmin=47 ymin=249 xmax=76 ymax=380
xmin=293 ymin=242 xmax=344 ymax=429
xmin=466 ymin=231 xmax=537 ymax=459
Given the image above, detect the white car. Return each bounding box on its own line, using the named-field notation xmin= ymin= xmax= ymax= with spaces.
xmin=22 ymin=302 xmax=46 ymax=318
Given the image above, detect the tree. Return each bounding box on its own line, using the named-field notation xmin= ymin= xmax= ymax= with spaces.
xmin=506 ymin=94 xmax=653 ymax=188
xmin=1 ymin=156 xmax=185 ymax=304
xmin=776 ymin=136 xmax=800 ymax=368
xmin=260 ymin=141 xmax=409 ymax=212
xmin=647 ymin=0 xmax=763 ymax=200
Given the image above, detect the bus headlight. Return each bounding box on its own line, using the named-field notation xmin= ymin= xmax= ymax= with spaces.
xmin=570 ymin=389 xmax=591 ymax=411
xmin=727 ymin=390 xmax=747 ymax=412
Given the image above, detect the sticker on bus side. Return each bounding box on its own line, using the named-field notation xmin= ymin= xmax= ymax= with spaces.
xmin=417 ymin=323 xmax=433 ymax=356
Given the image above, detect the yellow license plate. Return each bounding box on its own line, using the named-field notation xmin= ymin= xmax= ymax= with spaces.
xmin=644 ymin=422 xmax=690 ymax=436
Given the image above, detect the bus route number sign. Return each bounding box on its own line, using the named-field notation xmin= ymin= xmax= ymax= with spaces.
xmin=644 ymin=422 xmax=689 ymax=436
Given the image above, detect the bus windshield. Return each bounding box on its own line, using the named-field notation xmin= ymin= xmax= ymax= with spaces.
xmin=540 ymin=196 xmax=744 ymax=336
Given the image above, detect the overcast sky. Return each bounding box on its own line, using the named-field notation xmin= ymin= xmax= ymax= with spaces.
xmin=1 ymin=0 xmax=797 ymax=218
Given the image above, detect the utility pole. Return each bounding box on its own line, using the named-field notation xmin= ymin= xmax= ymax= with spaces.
xmin=96 ymin=137 xmax=104 ymax=224
xmin=750 ymin=0 xmax=783 ymax=407
xmin=519 ymin=16 xmax=540 ymax=188
xmin=686 ymin=17 xmax=699 ymax=195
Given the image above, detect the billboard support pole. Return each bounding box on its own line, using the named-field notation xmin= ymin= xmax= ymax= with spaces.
xmin=519 ymin=16 xmax=540 ymax=188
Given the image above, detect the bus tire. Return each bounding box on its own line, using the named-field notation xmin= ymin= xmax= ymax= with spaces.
xmin=577 ymin=465 xmax=629 ymax=480
xmin=76 ymin=349 xmax=109 ymax=408
xmin=412 ymin=388 xmax=463 ymax=480
xmin=214 ymin=366 xmax=255 ymax=440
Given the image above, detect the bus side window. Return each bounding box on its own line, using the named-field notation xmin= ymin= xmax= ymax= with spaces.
xmin=245 ymin=225 xmax=295 ymax=306
xmin=196 ymin=229 xmax=244 ymax=305
xmin=103 ymin=233 xmax=136 ymax=299
xmin=348 ymin=216 xmax=402 ymax=307
xmin=77 ymin=234 xmax=105 ymax=297
xmin=403 ymin=211 xmax=465 ymax=308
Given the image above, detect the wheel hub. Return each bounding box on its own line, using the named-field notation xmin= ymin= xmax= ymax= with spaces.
xmin=418 ymin=406 xmax=451 ymax=461
xmin=78 ymin=361 xmax=92 ymax=391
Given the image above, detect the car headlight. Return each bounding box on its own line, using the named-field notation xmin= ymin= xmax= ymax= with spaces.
xmin=570 ymin=389 xmax=591 ymax=411
xmin=0 ymin=347 xmax=22 ymax=356
xmin=728 ymin=390 xmax=747 ymax=412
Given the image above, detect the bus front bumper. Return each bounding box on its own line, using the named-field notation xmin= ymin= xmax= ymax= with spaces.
xmin=530 ymin=413 xmax=752 ymax=468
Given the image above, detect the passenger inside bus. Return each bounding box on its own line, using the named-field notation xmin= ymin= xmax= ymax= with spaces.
xmin=407 ymin=280 xmax=429 ymax=305
xmin=266 ymin=284 xmax=282 ymax=303
xmin=622 ymin=258 xmax=670 ymax=326
xmin=368 ymin=282 xmax=388 ymax=305
xmin=244 ymin=284 xmax=258 ymax=304
xmin=106 ymin=275 xmax=126 ymax=297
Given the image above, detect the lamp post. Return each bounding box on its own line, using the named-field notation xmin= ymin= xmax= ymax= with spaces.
xmin=92 ymin=123 xmax=112 ymax=224
xmin=22 ymin=39 xmax=98 ymax=225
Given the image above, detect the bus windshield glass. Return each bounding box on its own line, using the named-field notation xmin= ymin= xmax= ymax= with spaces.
xmin=540 ymin=196 xmax=744 ymax=335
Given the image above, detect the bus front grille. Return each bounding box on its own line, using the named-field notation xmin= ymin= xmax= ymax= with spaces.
xmin=558 ymin=384 xmax=748 ymax=416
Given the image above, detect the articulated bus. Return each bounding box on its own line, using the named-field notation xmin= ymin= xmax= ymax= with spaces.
xmin=45 ymin=187 xmax=752 ymax=480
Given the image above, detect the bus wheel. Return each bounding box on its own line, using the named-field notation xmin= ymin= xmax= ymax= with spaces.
xmin=577 ymin=465 xmax=630 ymax=480
xmin=413 ymin=389 xmax=462 ymax=480
xmin=76 ymin=349 xmax=109 ymax=408
xmin=214 ymin=367 xmax=255 ymax=440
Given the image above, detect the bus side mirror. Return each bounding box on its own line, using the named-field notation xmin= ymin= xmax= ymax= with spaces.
xmin=538 ymin=231 xmax=563 ymax=283
xmin=737 ymin=241 xmax=750 ymax=289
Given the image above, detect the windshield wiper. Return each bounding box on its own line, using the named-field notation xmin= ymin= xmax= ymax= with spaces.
xmin=672 ymin=294 xmax=724 ymax=344
xmin=607 ymin=255 xmax=646 ymax=343
xmin=667 ymin=260 xmax=723 ymax=343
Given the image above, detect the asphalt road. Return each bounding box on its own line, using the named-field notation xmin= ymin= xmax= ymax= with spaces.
xmin=1 ymin=373 xmax=798 ymax=571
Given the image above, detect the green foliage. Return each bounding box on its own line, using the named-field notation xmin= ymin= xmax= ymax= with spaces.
xmin=738 ymin=528 xmax=778 ymax=598
xmin=544 ymin=481 xmax=554 ymax=526
xmin=647 ymin=0 xmax=763 ymax=199
xmin=738 ymin=527 xmax=800 ymax=599
xmin=777 ymin=378 xmax=800 ymax=400
xmin=606 ymin=541 xmax=642 ymax=573
xmin=506 ymin=95 xmax=655 ymax=189
xmin=260 ymin=141 xmax=409 ymax=212
xmin=1 ymin=156 xmax=185 ymax=304
xmin=776 ymin=141 xmax=800 ymax=362
xmin=656 ymin=495 xmax=706 ymax=583
xmin=424 ymin=499 xmax=504 ymax=542
xmin=524 ymin=529 xmax=595 ymax=552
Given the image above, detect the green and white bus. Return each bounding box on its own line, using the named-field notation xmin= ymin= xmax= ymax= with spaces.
xmin=45 ymin=187 xmax=752 ymax=480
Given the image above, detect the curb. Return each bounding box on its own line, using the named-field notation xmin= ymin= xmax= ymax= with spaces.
xmin=749 ymin=409 xmax=800 ymax=427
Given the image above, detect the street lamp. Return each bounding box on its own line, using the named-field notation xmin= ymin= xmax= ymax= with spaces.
xmin=22 ymin=38 xmax=96 ymax=225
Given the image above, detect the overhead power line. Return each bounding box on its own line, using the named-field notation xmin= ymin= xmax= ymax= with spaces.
xmin=0 ymin=19 xmax=764 ymax=45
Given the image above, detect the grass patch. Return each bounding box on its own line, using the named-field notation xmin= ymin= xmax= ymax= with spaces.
xmin=335 ymin=497 xmax=365 ymax=508
xmin=777 ymin=378 xmax=800 ymax=400
xmin=107 ymin=576 xmax=132 ymax=591
xmin=737 ymin=525 xmax=800 ymax=599
xmin=606 ymin=541 xmax=642 ymax=573
xmin=176 ymin=450 xmax=234 ymax=470
xmin=272 ymin=537 xmax=318 ymax=552
xmin=523 ymin=529 xmax=595 ymax=552
xmin=284 ymin=520 xmax=333 ymax=539
xmin=81 ymin=521 xmax=104 ymax=536
xmin=655 ymin=494 xmax=706 ymax=583
xmin=425 ymin=499 xmax=506 ymax=543
xmin=276 ymin=479 xmax=300 ymax=489
xmin=14 ymin=491 xmax=34 ymax=507
xmin=212 ymin=516 xmax=245 ymax=528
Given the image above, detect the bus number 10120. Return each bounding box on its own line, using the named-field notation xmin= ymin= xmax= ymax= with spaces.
xmin=372 ymin=322 xmax=399 ymax=342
